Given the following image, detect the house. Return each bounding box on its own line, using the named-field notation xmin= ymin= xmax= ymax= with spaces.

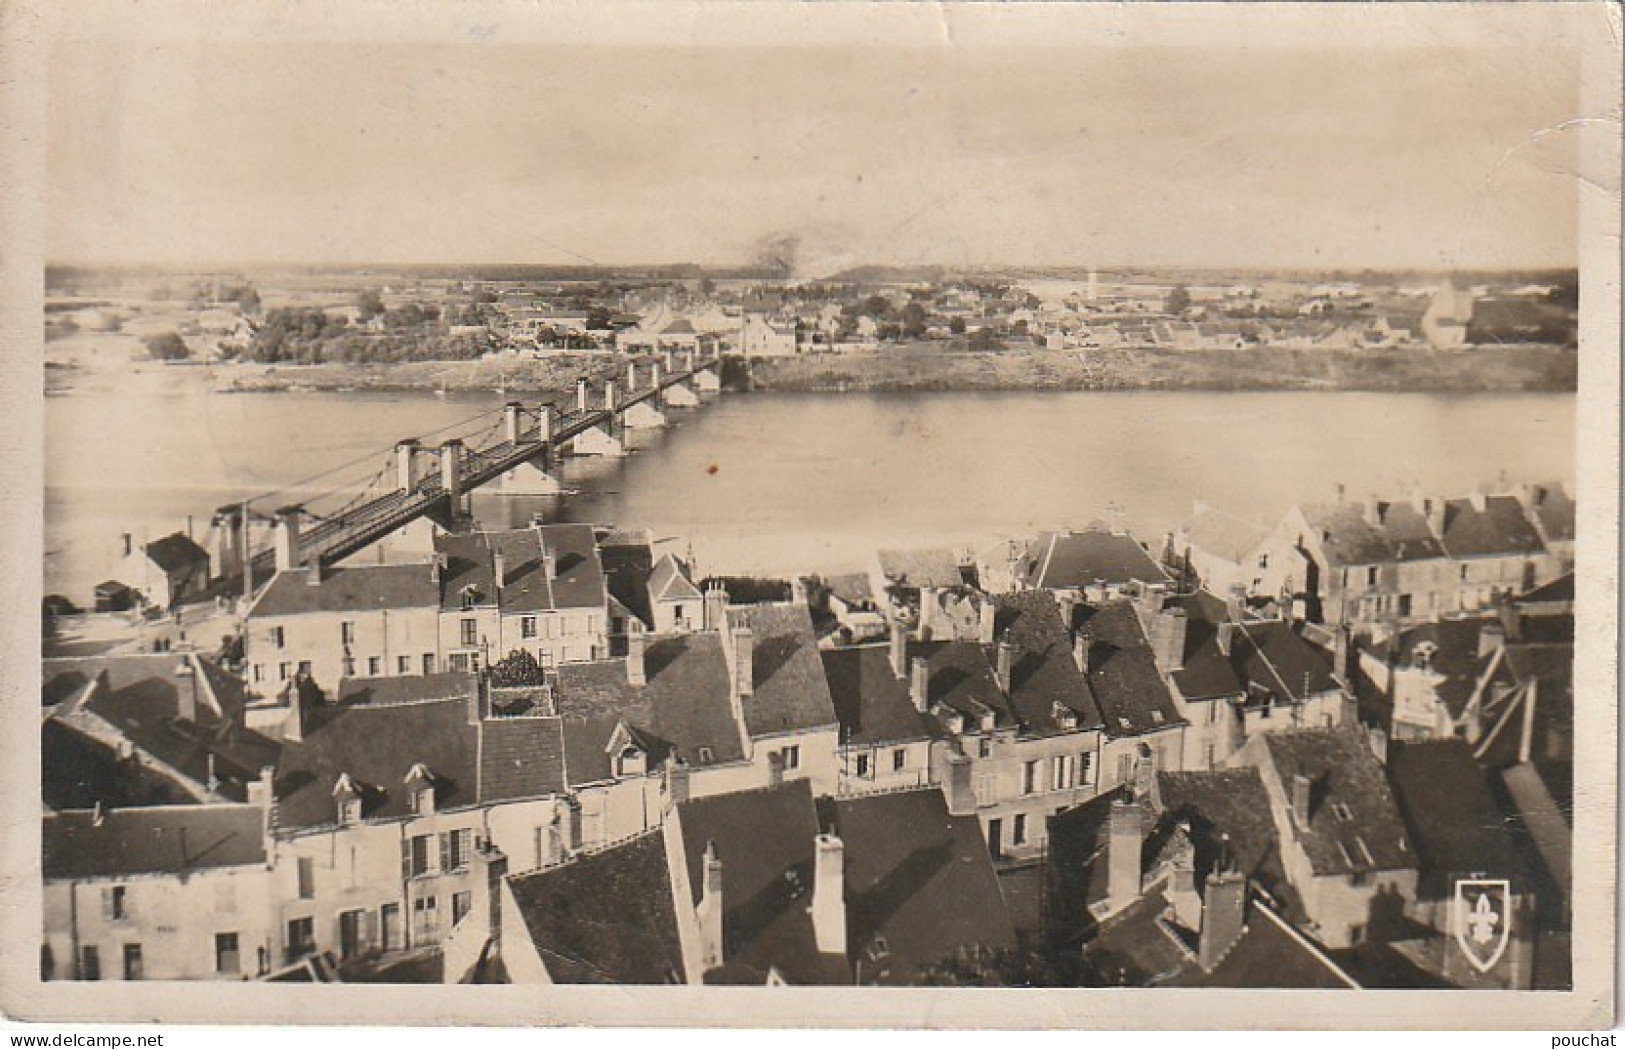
xmin=822 ymin=572 xmax=887 ymax=642
xmin=1175 ymin=501 xmax=1270 ymax=595
xmin=118 ymin=532 xmax=211 ymax=610
xmin=1516 ymin=483 xmax=1575 ymax=575
xmin=1235 ymin=727 xmax=1419 ymax=949
xmin=820 ymin=632 xmax=945 ymax=797
xmin=1074 ymin=599 xmax=1188 ymax=792
xmin=43 ymin=802 xmax=278 ymax=981
xmin=870 ymin=547 xmax=969 ymax=623
xmin=1435 ymin=494 xmax=1549 ymax=610
xmin=1009 ymin=527 xmax=1169 ymax=597
xmin=646 ymin=552 xmax=704 ymax=634
xmin=739 ymin=313 xmax=798 ymax=357
xmin=1384 ymin=739 xmax=1536 ymax=989
xmin=1420 ymin=279 xmax=1474 ymax=349
xmin=722 ymin=603 xmax=842 ymax=796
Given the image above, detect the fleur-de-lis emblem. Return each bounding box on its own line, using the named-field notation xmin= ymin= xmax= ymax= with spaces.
xmin=1466 ymin=891 xmax=1500 ymax=944
xmin=1454 ymin=877 xmax=1511 ymax=974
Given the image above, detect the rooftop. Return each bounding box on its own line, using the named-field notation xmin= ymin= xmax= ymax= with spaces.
xmin=1020 ymin=528 xmax=1168 ymax=590
xmin=1181 ymin=505 xmax=1269 ymax=565
xmin=1076 ymin=601 xmax=1186 ymax=738
xmin=875 ymin=547 xmax=964 ymax=590
xmin=1386 ymin=739 xmax=1526 ymax=899
xmin=144 ymin=532 xmax=210 ymax=573
xmin=44 ymin=804 xmax=267 ymax=880
xmin=436 ymin=525 xmax=606 ymax=614
xmin=725 ymin=604 xmax=840 ymax=740
xmin=820 ymin=644 xmax=944 ymax=748
xmin=993 ymin=590 xmax=1105 ymax=734
xmin=1257 ymin=729 xmax=1414 ymax=878
xmin=1439 ymin=496 xmax=1546 ymax=559
xmin=250 ymin=563 xmax=439 ymax=618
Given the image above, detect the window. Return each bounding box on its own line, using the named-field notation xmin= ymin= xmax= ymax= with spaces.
xmin=286 ymin=917 xmax=315 ymax=960
xmin=122 ymin=943 xmax=143 ymax=981
xmin=368 ymin=656 xmax=381 ymax=676
xmin=1257 ymin=553 xmax=1269 ymax=571
xmin=449 ymin=653 xmax=470 ymax=673
xmin=460 ymin=618 xmax=478 ymax=646
xmin=1332 ymin=802 xmax=1354 ymax=821
xmin=106 ymin=885 xmax=127 ymax=921
xmin=1116 ymin=752 xmax=1133 ymax=786
xmin=271 ymin=626 xmax=285 ymax=649
xmin=215 ymin=932 xmax=240 ymax=975
xmin=892 ymin=748 xmax=907 ymax=772
xmin=80 ymin=945 xmax=100 ymax=981
xmin=1013 ymin=813 xmax=1028 ymax=846
xmin=297 ymin=660 xmax=312 ymax=678
xmin=341 ymin=657 xmax=356 ymax=677
xmin=452 ymin=891 xmax=473 ymax=927
xmin=1366 ymin=566 xmax=1378 ymax=587
xmin=407 ymin=834 xmax=434 ymax=877
xmin=521 ymin=616 xmax=537 ymax=639
xmin=1205 ymin=742 xmax=1217 ymax=769
xmin=442 ymin=828 xmax=472 ymax=872
xmin=781 ymin=745 xmax=801 ymax=770
xmin=278 ymin=662 xmax=291 ymax=682
xmin=341 ymin=621 xmax=356 ymax=646
xmin=974 ymin=772 xmax=996 ymax=807
xmin=855 ymin=753 xmax=870 ymax=777
xmin=1022 ymin=760 xmax=1038 ymax=795
xmin=1051 ymin=755 xmax=1068 ymax=792
xmin=978 ymin=737 xmax=991 ymax=759
xmin=1077 ymin=752 xmax=1093 ymax=787
xmin=422 ymin=653 xmax=435 ymax=675
xmin=252 ymin=664 xmax=263 ymax=684
xmin=1460 ymin=563 xmax=1470 ymax=581
xmin=397 ymin=655 xmax=411 ymax=675
xmin=297 ymin=857 xmax=315 ymax=899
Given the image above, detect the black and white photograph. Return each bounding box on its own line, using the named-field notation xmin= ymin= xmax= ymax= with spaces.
xmin=1 ymin=0 xmax=1618 ymax=1031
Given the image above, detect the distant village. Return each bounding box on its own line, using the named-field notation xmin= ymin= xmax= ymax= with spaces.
xmin=41 ymin=452 xmax=1575 ymax=988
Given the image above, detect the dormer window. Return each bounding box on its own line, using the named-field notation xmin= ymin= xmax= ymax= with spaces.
xmin=332 ymin=772 xmax=363 ymax=826
xmin=946 ymin=712 xmax=966 ymax=735
xmin=979 ymin=711 xmax=996 ymax=733
xmin=460 ymin=585 xmax=480 ymax=610
xmin=615 ymin=745 xmax=647 ymax=779
xmin=1052 ymin=701 xmax=1078 ymax=730
xmin=405 ymin=763 xmax=436 ymax=815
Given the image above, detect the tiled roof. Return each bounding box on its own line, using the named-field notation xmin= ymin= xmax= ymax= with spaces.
xmin=993 ymin=590 xmax=1104 ymax=734
xmin=1076 ymin=602 xmax=1185 ymax=738
xmin=554 ymin=634 xmax=742 ymax=776
xmin=1524 ymin=484 xmax=1575 ymax=543
xmin=600 ymin=540 xmax=654 ymax=629
xmin=1181 ymin=507 xmax=1269 ymax=565
xmin=1257 ymin=729 xmax=1414 ymax=877
xmin=144 ymin=532 xmax=209 ymax=573
xmin=42 ymin=719 xmax=192 ymax=811
xmin=1021 ymin=529 xmax=1169 ymax=590
xmin=823 ymin=789 xmax=1017 ymax=983
xmin=438 ymin=525 xmax=606 ymax=615
xmin=62 ymin=654 xmax=282 ymax=802
xmin=479 ymin=716 xmax=568 ymax=803
xmin=251 ymin=563 xmax=438 ymax=618
xmin=821 ymin=644 xmax=946 ymax=748
xmin=1440 ymin=496 xmax=1546 ymax=559
xmin=1386 ymin=739 xmax=1526 ymax=899
xmin=875 ymin=548 xmax=964 ymax=589
xmin=1373 ymin=502 xmax=1447 ymax=563
xmin=677 ymin=781 xmax=851 ymax=985
xmin=1299 ymin=503 xmax=1394 ymax=566
xmin=725 ymin=604 xmax=839 ymax=740
xmin=44 ymin=804 xmax=267 ymax=880
xmin=1155 ymin=768 xmax=1278 ymax=881
xmin=505 ymin=831 xmax=685 ymax=984
xmin=274 ymin=696 xmax=478 ymax=830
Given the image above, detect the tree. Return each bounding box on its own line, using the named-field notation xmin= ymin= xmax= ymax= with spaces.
xmin=1165 ymin=285 xmax=1192 ymax=316
xmin=234 ymin=285 xmax=262 ymax=315
xmin=901 ymin=302 xmax=928 ymax=340
xmin=586 ymin=307 xmax=615 ymax=331
xmin=489 ymin=649 xmax=546 ymax=688
xmin=354 ymin=289 xmax=386 ymax=322
xmin=949 ymin=316 xmax=967 ymax=335
xmin=142 ymin=332 xmax=190 ymax=360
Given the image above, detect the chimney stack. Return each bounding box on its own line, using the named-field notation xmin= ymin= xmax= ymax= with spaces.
xmin=703 ymin=584 xmax=728 ymax=633
xmin=910 ymin=656 xmax=930 ymax=714
xmin=1151 ymin=609 xmax=1187 ymax=674
xmin=1498 ymin=600 xmax=1523 ymax=643
xmin=1332 ymin=625 xmax=1350 ymax=682
xmin=1363 ymin=495 xmax=1383 ymax=527
xmin=978 ymin=598 xmax=996 ymax=644
xmin=1469 ymin=490 xmax=1488 ymax=513
xmin=944 ymin=751 xmax=975 ymax=815
xmin=627 ymin=622 xmax=647 ymax=687
xmin=888 ymin=619 xmax=908 ymax=680
xmin=1216 ymin=622 xmax=1235 ymax=657
xmin=697 ymin=841 xmax=725 ymax=972
xmin=1477 ymin=620 xmax=1506 ymax=660
xmin=1225 ymin=584 xmax=1247 ymax=623
xmin=731 ymin=626 xmax=754 ymax=698
xmin=246 ymin=765 xmax=278 ymax=843
xmin=1073 ymin=630 xmax=1091 ymax=673
xmin=273 ymin=507 xmax=302 ymax=574
xmin=1290 ymin=772 xmax=1312 ymax=830
xmin=995 ymin=633 xmax=1014 ymax=693
xmin=627 ymin=361 xmax=638 ymax=390
xmin=812 ymin=834 xmax=847 ymax=956
xmin=492 ymin=546 xmax=506 ymax=591
xmin=1197 ymin=871 xmax=1248 ymax=971
xmin=664 ymin=760 xmax=690 ymax=808
xmin=174 ymin=657 xmax=197 ymax=723
xmin=1107 ymin=799 xmax=1144 ymax=912
xmin=1167 ymin=830 xmax=1202 ymax=931
xmin=1055 ymin=590 xmax=1077 ymax=632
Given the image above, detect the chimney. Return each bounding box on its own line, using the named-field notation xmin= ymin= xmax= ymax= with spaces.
xmin=1167 ymin=830 xmax=1202 ymax=931
xmin=1363 ymin=495 xmax=1383 ymax=527
xmin=995 ymin=633 xmax=1014 ymax=693
xmin=305 ymin=556 xmax=323 ymax=586
xmin=1216 ymin=622 xmax=1235 ymax=657
xmin=576 ymin=378 xmax=589 ymax=413
xmin=1107 ymin=799 xmax=1144 ymax=912
xmin=664 ymin=760 xmax=691 ymax=808
xmin=174 ymin=657 xmax=197 ymax=723
xmin=492 ymin=547 xmax=506 ymax=592
xmin=246 ymin=765 xmax=277 ymax=843
xmin=1469 ymin=490 xmax=1488 ymax=513
xmin=978 ymin=598 xmax=997 ymax=644
xmin=888 ymin=619 xmax=908 ymax=680
xmin=812 ymin=834 xmax=847 ymax=956
xmin=1332 ymin=625 xmax=1350 ymax=682
xmin=273 ymin=507 xmax=302 ymax=574
xmin=282 ymin=680 xmax=306 ymax=742
xmin=944 ymin=751 xmax=975 ymax=816
xmin=627 ymin=361 xmax=638 ymax=389
xmin=1197 ymin=871 xmax=1247 ymax=971
xmin=504 ymin=402 xmax=523 ymax=444
xmin=1478 ymin=620 xmax=1506 ymax=660
xmin=627 ymin=622 xmax=647 ymax=687
xmin=1426 ymin=497 xmax=1446 ymax=537
xmin=122 ymin=532 xmax=133 ymax=558
xmin=652 ymin=360 xmax=663 ymax=387
xmin=1367 ymin=725 xmax=1389 ymax=765
xmin=731 ymin=626 xmax=754 ymax=698
xmin=1073 ymin=630 xmax=1091 ymax=673
xmin=1055 ymin=590 xmax=1077 ymax=632
xmin=910 ymin=656 xmax=930 ymax=713
xmin=1132 ymin=745 xmax=1162 ymax=809
xmin=1289 ymin=772 xmax=1312 ymax=830
xmin=1225 ymin=584 xmax=1247 ymax=623
xmin=541 ymin=545 xmax=556 ymax=581
xmin=1498 ymin=600 xmax=1523 ymax=643
xmin=703 ymin=584 xmax=728 ymax=633
xmin=439 ymin=440 xmax=464 ymax=506
xmin=1152 ymin=609 xmax=1187 ymax=674
xmin=1518 ymin=676 xmax=1539 ymax=765
xmin=697 ymin=841 xmax=725 ymax=971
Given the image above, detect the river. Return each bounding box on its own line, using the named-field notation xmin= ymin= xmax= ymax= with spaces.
xmin=45 ymin=369 xmax=1575 ymax=603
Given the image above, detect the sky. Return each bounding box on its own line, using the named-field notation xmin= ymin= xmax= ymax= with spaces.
xmin=46 ymin=23 xmax=1586 ymax=273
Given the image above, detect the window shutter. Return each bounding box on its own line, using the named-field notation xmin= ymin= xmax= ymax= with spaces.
xmin=364 ymin=909 xmax=379 ymax=953
xmin=439 ymin=833 xmax=450 ymax=873
xmin=400 ymin=838 xmax=411 ymax=881
xmin=101 ymin=887 xmax=113 ymax=920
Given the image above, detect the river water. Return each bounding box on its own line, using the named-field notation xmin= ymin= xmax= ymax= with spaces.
xmin=45 ymin=369 xmax=1575 ymax=603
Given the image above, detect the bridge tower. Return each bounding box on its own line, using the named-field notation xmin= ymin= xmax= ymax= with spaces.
xmin=396 ymin=439 xmax=422 ymax=492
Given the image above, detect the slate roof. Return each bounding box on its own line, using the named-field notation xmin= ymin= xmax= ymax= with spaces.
xmin=649 ymin=552 xmax=703 ymax=604
xmin=1181 ymin=507 xmax=1269 ymax=565
xmin=821 ymin=644 xmax=947 ymax=748
xmin=1155 ymin=768 xmax=1279 ymax=883
xmin=436 ymin=525 xmax=606 ymax=614
xmin=1075 ymin=601 xmax=1185 ymax=738
xmin=1517 ymin=573 xmax=1574 ymax=605
xmin=479 ymin=716 xmax=568 ymax=802
xmin=993 ymin=590 xmax=1105 ymax=734
xmin=61 ymin=654 xmax=282 ymax=802
xmin=726 ymin=604 xmax=840 ymax=740
xmin=600 ymin=539 xmax=655 ymax=629
xmin=1020 ymin=529 xmax=1169 ymax=590
xmin=1373 ymin=502 xmax=1447 ymax=562
xmin=1257 ymin=729 xmax=1414 ymax=877
xmin=1439 ymin=496 xmax=1546 ymax=559
xmin=1298 ymin=502 xmax=1394 ymax=566
xmin=677 ymin=780 xmax=852 ymax=985
xmin=1524 ymin=484 xmax=1575 ymax=543
xmin=875 ymin=548 xmax=964 ymax=589
xmin=822 ymin=789 xmax=1017 ymax=984
xmin=553 ymin=634 xmax=742 ymax=780
xmin=144 ymin=532 xmax=210 ymax=573
xmin=42 ymin=718 xmax=192 ymax=811
xmin=273 ymin=696 xmax=478 ymax=830
xmin=504 ymin=831 xmax=685 ymax=984
xmin=44 ymin=804 xmax=267 ymax=880
xmin=251 ymin=563 xmax=439 ymax=618
xmin=1385 ymin=740 xmax=1525 ymax=900
xmin=335 ymin=672 xmax=480 ymax=708
xmin=825 ymin=573 xmax=874 ymax=607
